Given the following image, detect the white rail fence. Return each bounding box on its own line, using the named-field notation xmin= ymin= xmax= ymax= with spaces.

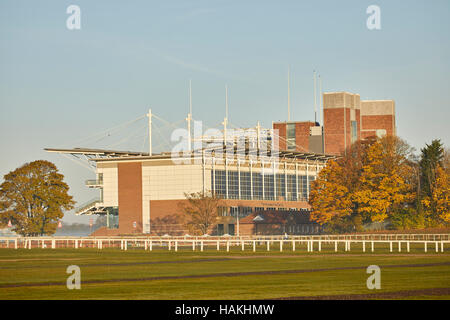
xmin=0 ymin=235 xmax=449 ymax=253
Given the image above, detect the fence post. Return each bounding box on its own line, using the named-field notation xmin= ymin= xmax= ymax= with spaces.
xmin=124 ymin=240 xmax=127 ymax=251
xmin=292 ymin=240 xmax=295 ymax=252
xmin=407 ymin=241 xmax=410 ymax=252
xmin=435 ymin=242 xmax=439 ymax=253
xmin=335 ymin=241 xmax=338 ymax=252
xmin=226 ymin=241 xmax=230 ymax=252
xmin=192 ymin=241 xmax=195 ymax=251
xmin=168 ymin=241 xmax=171 ymax=251
xmin=200 ymin=241 xmax=204 ymax=252
xmin=51 ymin=239 xmax=55 ymax=249
xmin=389 ymin=241 xmax=393 ymax=253
xmin=217 ymin=241 xmax=220 ymax=251
xmin=145 ymin=240 xmax=148 ymax=251
xmin=371 ymin=241 xmax=374 ymax=252
xmin=150 ymin=240 xmax=153 ymax=251
xmin=175 ymin=240 xmax=178 ymax=252
xmin=441 ymin=241 xmax=444 ymax=253
xmin=398 ymin=241 xmax=401 ymax=252
xmin=14 ymin=238 xmax=17 ymax=250
xmin=241 ymin=241 xmax=245 ymax=251
xmin=267 ymin=241 xmax=270 ymax=251
xmin=424 ymin=242 xmax=427 ymax=253
xmin=348 ymin=241 xmax=350 ymax=252
xmin=253 ymin=240 xmax=256 ymax=252
xmin=280 ymin=240 xmax=283 ymax=252
xmin=318 ymin=240 xmax=321 ymax=252
xmin=363 ymin=241 xmax=366 ymax=252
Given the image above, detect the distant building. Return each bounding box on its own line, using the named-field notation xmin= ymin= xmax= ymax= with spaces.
xmin=274 ymin=91 xmax=396 ymax=155
xmin=238 ymin=210 xmax=322 ymax=236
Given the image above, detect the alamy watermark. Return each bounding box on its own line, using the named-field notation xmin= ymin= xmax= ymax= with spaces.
xmin=366 ymin=265 xmax=381 ymax=290
xmin=170 ymin=121 xmax=280 ymax=173
xmin=66 ymin=5 xmax=81 ymax=30
xmin=366 ymin=5 xmax=381 ymax=30
xmin=66 ymin=265 xmax=81 ymax=290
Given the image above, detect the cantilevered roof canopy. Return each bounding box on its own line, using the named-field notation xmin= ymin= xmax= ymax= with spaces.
xmin=45 ymin=147 xmax=149 ymax=158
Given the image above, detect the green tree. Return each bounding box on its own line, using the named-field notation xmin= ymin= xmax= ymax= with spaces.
xmin=419 ymin=139 xmax=445 ymax=220
xmin=420 ymin=139 xmax=444 ymax=196
xmin=0 ymin=160 xmax=75 ymax=236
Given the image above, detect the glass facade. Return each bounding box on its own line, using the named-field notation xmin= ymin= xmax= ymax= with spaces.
xmin=351 ymin=121 xmax=358 ymax=144
xmin=286 ymin=123 xmax=296 ymax=150
xmin=227 ymin=171 xmax=239 ymax=199
xmin=107 ymin=207 xmax=119 ymax=229
xmin=213 ymin=170 xmax=315 ymax=202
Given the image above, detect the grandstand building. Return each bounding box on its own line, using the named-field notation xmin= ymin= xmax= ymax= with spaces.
xmin=64 ymin=147 xmax=335 ymax=236
xmin=47 ymin=89 xmax=393 ymax=236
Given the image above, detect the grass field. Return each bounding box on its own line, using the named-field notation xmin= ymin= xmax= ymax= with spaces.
xmin=1 ymin=243 xmax=449 ymax=300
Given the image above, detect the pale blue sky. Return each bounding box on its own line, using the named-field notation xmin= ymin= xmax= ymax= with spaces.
xmin=1 ymin=0 xmax=449 ymax=223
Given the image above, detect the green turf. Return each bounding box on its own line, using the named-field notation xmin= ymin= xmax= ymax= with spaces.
xmin=0 ymin=245 xmax=449 ymax=300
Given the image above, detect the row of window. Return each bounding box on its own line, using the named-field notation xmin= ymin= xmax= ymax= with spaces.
xmin=213 ymin=170 xmax=316 ymax=201
xmin=221 ymin=206 xmax=311 ymax=218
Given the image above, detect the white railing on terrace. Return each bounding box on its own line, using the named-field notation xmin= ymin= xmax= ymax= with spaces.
xmin=0 ymin=234 xmax=449 ymax=253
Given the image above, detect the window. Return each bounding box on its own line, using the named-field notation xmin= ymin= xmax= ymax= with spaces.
xmin=252 ymin=172 xmax=263 ymax=200
xmin=214 ymin=170 xmax=226 ymax=198
xmin=240 ymin=171 xmax=251 ymax=200
xmin=107 ymin=207 xmax=119 ymax=229
xmin=238 ymin=207 xmax=253 ymax=218
xmin=264 ymin=173 xmax=275 ymax=200
xmin=298 ymin=175 xmax=308 ymax=201
xmin=228 ymin=224 xmax=235 ymax=236
xmin=228 ymin=171 xmax=239 ymax=199
xmin=286 ymin=123 xmax=296 ymax=150
xmin=287 ymin=174 xmax=297 ymax=201
xmin=351 ymin=121 xmax=357 ymax=143
xmin=276 ymin=173 xmax=286 ymax=200
xmin=230 ymin=207 xmax=239 ymax=217
xmin=217 ymin=224 xmax=224 ymax=236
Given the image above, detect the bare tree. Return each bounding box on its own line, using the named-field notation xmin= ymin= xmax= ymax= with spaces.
xmin=179 ymin=191 xmax=222 ymax=235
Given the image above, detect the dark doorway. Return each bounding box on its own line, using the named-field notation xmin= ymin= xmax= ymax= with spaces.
xmin=228 ymin=224 xmax=235 ymax=236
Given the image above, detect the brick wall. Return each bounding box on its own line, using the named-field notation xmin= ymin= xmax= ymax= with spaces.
xmin=295 ymin=122 xmax=315 ymax=152
xmin=273 ymin=123 xmax=286 ymax=151
xmin=118 ymin=162 xmax=143 ymax=234
xmin=324 ymin=108 xmax=346 ymax=155
xmin=361 ymin=114 xmax=395 ymax=136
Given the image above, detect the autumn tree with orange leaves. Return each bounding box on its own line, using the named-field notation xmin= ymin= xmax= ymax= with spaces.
xmin=422 ymin=165 xmax=450 ymax=223
xmin=310 ymin=136 xmax=417 ymax=233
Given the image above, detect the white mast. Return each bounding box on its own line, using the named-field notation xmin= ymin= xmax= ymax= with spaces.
xmin=256 ymin=121 xmax=261 ymax=150
xmin=313 ymin=70 xmax=317 ymax=124
xmin=222 ymin=84 xmax=228 ymax=146
xmin=287 ymin=66 xmax=291 ymax=122
xmin=319 ymin=74 xmax=323 ymax=126
xmin=186 ymin=80 xmax=192 ymax=151
xmin=147 ymin=108 xmax=152 ymax=156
